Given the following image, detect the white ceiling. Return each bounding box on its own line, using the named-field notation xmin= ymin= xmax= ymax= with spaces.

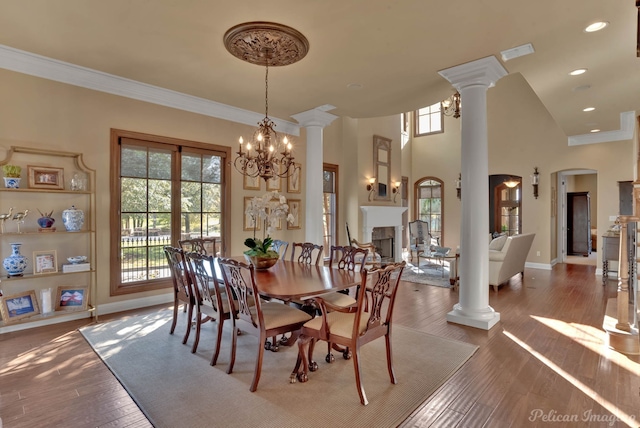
xmin=0 ymin=0 xmax=638 ymax=138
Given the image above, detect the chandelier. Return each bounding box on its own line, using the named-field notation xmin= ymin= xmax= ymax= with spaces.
xmin=442 ymin=91 xmax=461 ymax=118
xmin=224 ymin=22 xmax=309 ymax=181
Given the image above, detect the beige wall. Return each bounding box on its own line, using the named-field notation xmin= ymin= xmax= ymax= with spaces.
xmin=0 ymin=69 xmax=306 ymax=306
xmin=408 ymin=72 xmax=634 ymax=268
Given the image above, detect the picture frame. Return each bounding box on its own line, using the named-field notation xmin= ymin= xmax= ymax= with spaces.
xmin=55 ymin=285 xmax=89 ymax=311
xmin=0 ymin=290 xmax=40 ymax=323
xmin=287 ymin=199 xmax=301 ymax=229
xmin=243 ymin=197 xmax=261 ymax=232
xmin=266 ymin=164 xmax=281 ymax=191
xmin=33 ymin=250 xmax=58 ymax=274
xmin=28 ymin=166 xmax=65 ymax=190
xmin=287 ymin=163 xmax=301 ymax=193
xmin=242 ymin=164 xmax=260 ymax=190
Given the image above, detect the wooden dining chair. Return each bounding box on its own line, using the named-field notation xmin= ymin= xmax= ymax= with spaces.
xmin=178 ymin=237 xmax=218 ymax=257
xmin=163 ymin=246 xmax=196 ymax=345
xmin=322 ymin=245 xmax=369 ymax=362
xmin=271 ymin=239 xmax=289 ymax=259
xmin=290 ymin=242 xmax=323 ymax=265
xmin=217 ymin=257 xmax=313 ymax=392
xmin=183 ymin=251 xmax=233 ymax=366
xmin=292 ymin=261 xmax=406 ymax=405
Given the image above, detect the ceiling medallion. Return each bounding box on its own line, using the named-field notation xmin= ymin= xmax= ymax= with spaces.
xmin=224 ymin=22 xmax=308 ymax=182
xmin=223 ymin=22 xmax=309 ymax=67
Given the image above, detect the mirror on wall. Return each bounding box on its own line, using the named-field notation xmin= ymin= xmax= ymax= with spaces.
xmin=373 ymin=135 xmax=391 ymax=201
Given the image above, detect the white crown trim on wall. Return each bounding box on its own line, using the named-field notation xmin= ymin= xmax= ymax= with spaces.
xmin=0 ymin=44 xmax=301 ymax=136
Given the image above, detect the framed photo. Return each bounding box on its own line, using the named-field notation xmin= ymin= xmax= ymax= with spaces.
xmin=287 ymin=163 xmax=301 ymax=193
xmin=28 ymin=166 xmax=65 ymax=190
xmin=243 ymin=197 xmax=261 ymax=232
xmin=287 ymin=199 xmax=301 ymax=229
xmin=266 ymin=164 xmax=281 ymax=191
xmin=0 ymin=290 xmax=40 ymax=323
xmin=55 ymin=285 xmax=89 ymax=311
xmin=33 ymin=250 xmax=58 ymax=274
xmin=243 ymin=163 xmax=260 ymax=190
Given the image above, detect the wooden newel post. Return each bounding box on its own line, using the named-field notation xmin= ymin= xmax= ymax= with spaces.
xmin=616 ymin=216 xmax=631 ymax=332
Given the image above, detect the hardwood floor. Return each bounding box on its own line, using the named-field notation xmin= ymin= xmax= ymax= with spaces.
xmin=1 ymin=263 xmax=638 ymax=427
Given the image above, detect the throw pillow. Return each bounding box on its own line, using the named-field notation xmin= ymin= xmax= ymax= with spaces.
xmin=489 ymin=235 xmax=508 ymax=251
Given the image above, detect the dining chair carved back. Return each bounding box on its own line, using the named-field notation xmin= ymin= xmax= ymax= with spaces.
xmin=350 ymin=239 xmax=382 ymax=269
xmin=320 ymin=245 xmax=369 ymax=362
xmin=292 ymin=261 xmax=406 ymax=405
xmin=184 ymin=251 xmax=233 ymax=366
xmin=290 ymin=242 xmax=323 ymax=265
xmin=178 ymin=237 xmax=218 ymax=257
xmin=271 ymin=239 xmax=289 ymax=259
xmin=163 ymin=246 xmax=196 ymax=345
xmin=217 ymin=257 xmax=313 ymax=392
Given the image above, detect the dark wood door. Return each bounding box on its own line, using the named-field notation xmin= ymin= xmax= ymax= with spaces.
xmin=567 ymin=192 xmax=591 ymax=256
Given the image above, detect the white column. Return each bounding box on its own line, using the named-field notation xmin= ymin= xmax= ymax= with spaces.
xmin=438 ymin=56 xmax=507 ymax=330
xmin=291 ymin=107 xmax=338 ymax=245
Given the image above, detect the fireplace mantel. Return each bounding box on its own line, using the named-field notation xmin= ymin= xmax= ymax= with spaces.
xmin=360 ymin=206 xmax=407 ymax=262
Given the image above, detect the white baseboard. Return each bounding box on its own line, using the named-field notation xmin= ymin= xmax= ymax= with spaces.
xmin=97 ymin=293 xmax=173 ymax=316
xmin=525 ymin=262 xmax=552 ymax=271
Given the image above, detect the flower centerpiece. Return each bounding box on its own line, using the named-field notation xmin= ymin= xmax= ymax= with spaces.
xmin=244 ymin=191 xmax=294 ymax=269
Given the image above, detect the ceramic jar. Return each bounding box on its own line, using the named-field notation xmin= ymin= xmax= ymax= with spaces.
xmin=3 ymin=242 xmax=28 ymax=277
xmin=62 ymin=205 xmax=84 ymax=232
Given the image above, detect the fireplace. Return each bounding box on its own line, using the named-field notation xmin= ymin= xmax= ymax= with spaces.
xmin=360 ymin=206 xmax=407 ymax=262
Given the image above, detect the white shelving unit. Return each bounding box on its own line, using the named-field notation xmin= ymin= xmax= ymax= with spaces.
xmin=0 ymin=146 xmax=96 ymax=334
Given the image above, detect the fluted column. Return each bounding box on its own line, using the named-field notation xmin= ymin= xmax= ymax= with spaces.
xmin=439 ymin=56 xmax=507 ymax=330
xmin=291 ymin=107 xmax=338 ymax=245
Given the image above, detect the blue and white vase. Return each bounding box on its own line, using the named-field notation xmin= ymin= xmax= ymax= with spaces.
xmin=62 ymin=205 xmax=84 ymax=232
xmin=3 ymin=242 xmax=28 ymax=277
xmin=3 ymin=177 xmax=21 ymax=188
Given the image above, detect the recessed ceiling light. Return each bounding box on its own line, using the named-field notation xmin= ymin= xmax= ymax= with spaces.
xmin=569 ymin=68 xmax=587 ymax=76
xmin=585 ymin=22 xmax=609 ymax=32
xmin=583 ymin=107 xmax=595 ymax=112
xmin=500 ymin=43 xmax=535 ymax=61
xmin=590 ymin=129 xmax=601 ymax=133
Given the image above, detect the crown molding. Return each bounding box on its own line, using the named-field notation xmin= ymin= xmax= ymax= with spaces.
xmin=0 ymin=44 xmax=300 ymax=136
xmin=568 ymin=111 xmax=635 ymax=146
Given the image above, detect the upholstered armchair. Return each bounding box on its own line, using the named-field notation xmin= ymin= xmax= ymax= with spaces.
xmin=408 ymin=220 xmax=438 ymax=261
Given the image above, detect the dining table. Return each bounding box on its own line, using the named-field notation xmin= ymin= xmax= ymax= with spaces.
xmin=212 ymin=256 xmax=361 ymax=301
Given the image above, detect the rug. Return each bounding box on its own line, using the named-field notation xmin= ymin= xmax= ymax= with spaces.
xmin=400 ymin=261 xmax=453 ymax=288
xmin=80 ymin=309 xmax=478 ymax=428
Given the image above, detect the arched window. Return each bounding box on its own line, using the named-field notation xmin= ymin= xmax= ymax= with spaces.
xmin=414 ymin=177 xmax=443 ymax=243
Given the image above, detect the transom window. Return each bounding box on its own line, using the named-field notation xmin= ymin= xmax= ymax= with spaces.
xmin=414 ymin=103 xmax=444 ymax=136
xmin=110 ymin=130 xmax=230 ymax=296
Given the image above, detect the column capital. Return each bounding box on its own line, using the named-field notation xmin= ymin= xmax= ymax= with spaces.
xmin=438 ymin=56 xmax=507 ymax=90
xmin=291 ymin=107 xmax=338 ymax=128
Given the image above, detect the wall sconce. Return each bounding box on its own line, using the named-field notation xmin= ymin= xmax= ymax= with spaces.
xmin=455 ymin=173 xmax=462 ymax=200
xmin=442 ymin=91 xmax=461 ymax=118
xmin=531 ymin=167 xmax=540 ymax=199
xmin=392 ymin=181 xmax=401 ymax=203
xmin=367 ymin=177 xmax=376 ymax=201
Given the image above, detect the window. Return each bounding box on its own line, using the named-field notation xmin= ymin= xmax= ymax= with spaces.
xmin=414 ymin=103 xmax=444 ymax=136
xmin=110 ymin=130 xmax=230 ymax=295
xmin=415 ymin=177 xmax=443 ymax=243
xmin=322 ymin=164 xmax=338 ymax=259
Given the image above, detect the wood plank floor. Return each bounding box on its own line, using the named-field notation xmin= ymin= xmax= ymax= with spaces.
xmin=1 ymin=263 xmax=639 ymax=427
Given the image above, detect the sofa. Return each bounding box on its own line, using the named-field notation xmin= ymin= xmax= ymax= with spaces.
xmin=488 ymin=233 xmax=536 ymax=292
